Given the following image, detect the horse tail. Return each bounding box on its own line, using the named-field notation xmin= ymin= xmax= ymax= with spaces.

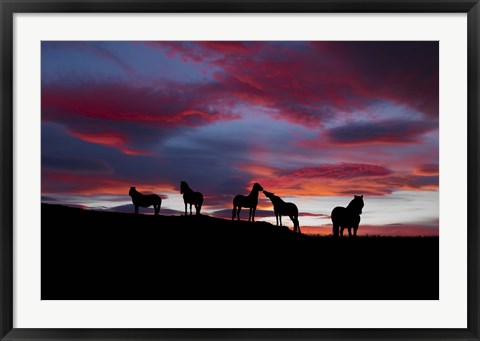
xmin=293 ymin=203 xmax=299 ymax=217
xmin=197 ymin=194 xmax=203 ymax=214
xmin=232 ymin=197 xmax=237 ymax=220
xmin=290 ymin=214 xmax=300 ymax=233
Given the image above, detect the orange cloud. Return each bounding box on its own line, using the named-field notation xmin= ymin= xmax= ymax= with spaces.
xmin=256 ymin=164 xmax=438 ymax=197
xmin=42 ymin=170 xmax=174 ymax=196
xmin=413 ymin=163 xmax=439 ymax=176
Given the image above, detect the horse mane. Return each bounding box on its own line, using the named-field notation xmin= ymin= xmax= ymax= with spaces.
xmin=264 ymin=190 xmax=285 ymax=205
xmin=249 ymin=183 xmax=263 ymax=195
xmin=275 ymin=195 xmax=285 ymax=204
xmin=180 ymin=181 xmax=192 ymax=194
xmin=346 ymin=195 xmax=364 ymax=213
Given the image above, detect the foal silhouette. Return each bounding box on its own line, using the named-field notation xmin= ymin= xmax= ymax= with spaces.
xmin=263 ymin=190 xmax=301 ymax=233
xmin=331 ymin=195 xmax=364 ymax=237
xmin=180 ymin=181 xmax=203 ymax=215
xmin=232 ymin=183 xmax=263 ymax=222
xmin=129 ymin=187 xmax=162 ymax=215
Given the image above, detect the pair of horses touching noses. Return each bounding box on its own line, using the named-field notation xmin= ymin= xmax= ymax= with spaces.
xmin=129 ymin=182 xmax=364 ymax=237
xmin=232 ymin=183 xmax=301 ymax=233
xmin=231 ymin=183 xmax=364 ymax=237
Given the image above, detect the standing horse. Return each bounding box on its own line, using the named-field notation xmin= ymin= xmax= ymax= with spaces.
xmin=263 ymin=190 xmax=301 ymax=233
xmin=331 ymin=195 xmax=364 ymax=237
xmin=129 ymin=187 xmax=162 ymax=215
xmin=232 ymin=183 xmax=263 ymax=222
xmin=180 ymin=181 xmax=203 ymax=215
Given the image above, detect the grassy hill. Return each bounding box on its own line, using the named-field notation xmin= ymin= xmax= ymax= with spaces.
xmin=41 ymin=203 xmax=439 ymax=300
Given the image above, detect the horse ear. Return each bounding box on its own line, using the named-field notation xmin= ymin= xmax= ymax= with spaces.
xmin=361 ymin=195 xmax=363 ymax=198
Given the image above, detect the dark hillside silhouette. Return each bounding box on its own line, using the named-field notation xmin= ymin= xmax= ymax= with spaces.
xmin=42 ymin=203 xmax=438 ymax=300
xmin=263 ymin=190 xmax=300 ymax=233
xmin=332 ymin=195 xmax=364 ymax=237
xmin=232 ymin=183 xmax=263 ymax=222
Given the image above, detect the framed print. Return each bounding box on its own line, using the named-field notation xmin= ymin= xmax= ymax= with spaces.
xmin=1 ymin=1 xmax=479 ymax=340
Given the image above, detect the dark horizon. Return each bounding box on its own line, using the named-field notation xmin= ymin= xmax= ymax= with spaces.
xmin=41 ymin=203 xmax=439 ymax=300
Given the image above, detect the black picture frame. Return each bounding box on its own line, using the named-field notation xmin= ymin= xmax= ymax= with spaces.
xmin=1 ymin=0 xmax=479 ymax=340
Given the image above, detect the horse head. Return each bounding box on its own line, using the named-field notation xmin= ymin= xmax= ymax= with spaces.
xmin=263 ymin=190 xmax=274 ymax=199
xmin=353 ymin=195 xmax=364 ymax=214
xmin=253 ymin=183 xmax=264 ymax=192
xmin=180 ymin=181 xmax=186 ymax=194
xmin=129 ymin=187 xmax=136 ymax=196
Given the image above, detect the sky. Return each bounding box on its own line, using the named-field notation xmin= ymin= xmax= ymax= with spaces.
xmin=41 ymin=41 xmax=439 ymax=236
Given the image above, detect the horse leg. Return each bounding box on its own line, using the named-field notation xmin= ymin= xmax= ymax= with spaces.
xmin=275 ymin=212 xmax=279 ymax=226
xmin=248 ymin=207 xmax=252 ymax=222
xmin=232 ymin=207 xmax=236 ymax=220
xmin=348 ymin=227 xmax=352 ymax=237
xmin=354 ymin=225 xmax=358 ymax=237
xmin=134 ymin=205 xmax=138 ymax=214
xmin=184 ymin=203 xmax=187 ymax=216
xmin=154 ymin=205 xmax=159 ymax=215
xmin=289 ymin=215 xmax=295 ymax=231
xmin=340 ymin=227 xmax=344 ymax=237
xmin=237 ymin=207 xmax=241 ymax=220
xmin=190 ymin=204 xmax=193 ymax=215
xmin=296 ymin=219 xmax=301 ymax=233
xmin=333 ymin=224 xmax=339 ymax=237
xmin=252 ymin=207 xmax=256 ymax=222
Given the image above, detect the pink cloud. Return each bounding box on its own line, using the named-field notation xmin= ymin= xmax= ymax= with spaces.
xmin=161 ymin=41 xmax=439 ymax=127
xmin=69 ymin=130 xmax=148 ymax=155
xmin=42 ymin=81 xmax=242 ymax=153
xmin=282 ymin=164 xmax=392 ymax=180
xmin=42 ymin=82 xmax=238 ymax=125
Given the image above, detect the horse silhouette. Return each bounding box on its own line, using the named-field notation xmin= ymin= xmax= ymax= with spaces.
xmin=232 ymin=183 xmax=263 ymax=222
xmin=129 ymin=187 xmax=162 ymax=215
xmin=180 ymin=181 xmax=203 ymax=215
xmin=331 ymin=195 xmax=364 ymax=237
xmin=263 ymin=190 xmax=301 ymax=233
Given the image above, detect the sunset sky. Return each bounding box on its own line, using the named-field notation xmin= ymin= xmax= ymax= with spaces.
xmin=41 ymin=41 xmax=439 ymax=236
